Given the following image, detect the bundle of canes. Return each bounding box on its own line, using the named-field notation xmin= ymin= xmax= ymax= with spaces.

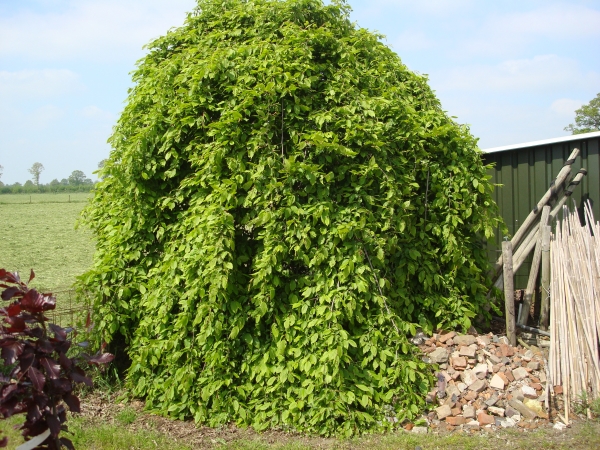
xmin=549 ymin=200 xmax=600 ymax=423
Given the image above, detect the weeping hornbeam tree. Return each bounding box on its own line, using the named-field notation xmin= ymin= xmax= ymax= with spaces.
xmin=79 ymin=0 xmax=501 ymax=435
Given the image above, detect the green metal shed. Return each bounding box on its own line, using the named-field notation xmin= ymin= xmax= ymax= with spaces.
xmin=482 ymin=130 xmax=600 ymax=288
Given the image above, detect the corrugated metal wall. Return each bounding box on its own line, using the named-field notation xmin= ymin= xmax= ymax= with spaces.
xmin=483 ymin=135 xmax=600 ymax=288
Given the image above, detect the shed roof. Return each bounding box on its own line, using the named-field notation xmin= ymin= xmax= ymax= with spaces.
xmin=482 ymin=130 xmax=600 ymax=154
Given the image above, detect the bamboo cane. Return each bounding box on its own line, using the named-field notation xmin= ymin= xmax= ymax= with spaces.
xmin=549 ymin=200 xmax=600 ymax=419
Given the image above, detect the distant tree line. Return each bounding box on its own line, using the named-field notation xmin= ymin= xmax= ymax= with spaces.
xmin=0 ymin=162 xmax=97 ymax=194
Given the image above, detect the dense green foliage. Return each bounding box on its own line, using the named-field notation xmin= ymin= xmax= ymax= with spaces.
xmin=565 ymin=92 xmax=600 ymax=134
xmin=79 ymin=0 xmax=500 ymax=435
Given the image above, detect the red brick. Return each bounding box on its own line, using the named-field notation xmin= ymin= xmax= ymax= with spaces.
xmin=500 ymin=343 xmax=514 ymax=357
xmin=477 ymin=412 xmax=495 ymax=425
xmin=497 ymin=372 xmax=509 ymax=385
xmin=451 ymin=356 xmax=467 ymax=369
xmin=464 ymin=391 xmax=478 ymax=401
xmin=446 ymin=416 xmax=466 ymax=426
xmin=438 ymin=331 xmax=457 ymax=343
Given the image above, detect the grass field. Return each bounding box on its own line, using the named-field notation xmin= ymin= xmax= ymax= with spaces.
xmin=1 ymin=412 xmax=599 ymax=450
xmin=0 ymin=192 xmax=91 ymax=205
xmin=0 ymin=193 xmax=94 ymax=291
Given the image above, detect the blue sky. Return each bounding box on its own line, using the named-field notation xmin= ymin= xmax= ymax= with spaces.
xmin=1 ymin=0 xmax=599 ymax=185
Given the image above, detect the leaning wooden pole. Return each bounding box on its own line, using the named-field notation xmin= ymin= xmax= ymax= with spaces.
xmin=490 ymin=148 xmax=580 ymax=277
xmin=519 ymin=205 xmax=551 ymax=325
xmin=492 ymin=169 xmax=587 ymax=292
xmin=502 ymin=240 xmax=517 ymax=346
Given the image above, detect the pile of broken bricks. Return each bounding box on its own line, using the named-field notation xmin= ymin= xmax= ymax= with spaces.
xmin=416 ymin=331 xmax=569 ymax=433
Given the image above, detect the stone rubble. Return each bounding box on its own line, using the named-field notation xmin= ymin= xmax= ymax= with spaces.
xmin=414 ymin=330 xmax=569 ymax=434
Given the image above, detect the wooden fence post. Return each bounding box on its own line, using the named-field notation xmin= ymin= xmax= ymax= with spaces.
xmin=520 ymin=205 xmax=551 ymax=325
xmin=540 ymin=225 xmax=551 ymax=330
xmin=502 ymin=240 xmax=516 ymax=346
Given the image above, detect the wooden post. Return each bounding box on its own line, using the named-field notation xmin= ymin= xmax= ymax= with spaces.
xmin=502 ymin=240 xmax=516 ymax=346
xmin=520 ymin=206 xmax=551 ymax=325
xmin=491 ymin=148 xmax=579 ymax=277
xmin=491 ymin=170 xmax=588 ymax=293
xmin=540 ymin=225 xmax=551 ymax=330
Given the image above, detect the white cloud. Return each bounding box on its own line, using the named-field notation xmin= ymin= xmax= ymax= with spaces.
xmin=81 ymin=105 xmax=114 ymax=121
xmin=492 ymin=4 xmax=600 ymax=40
xmin=550 ymin=98 xmax=583 ymax=116
xmin=0 ymin=0 xmax=197 ymax=62
xmin=0 ymin=69 xmax=83 ymax=99
xmin=437 ymin=55 xmax=600 ymax=92
xmin=463 ymin=4 xmax=600 ymax=57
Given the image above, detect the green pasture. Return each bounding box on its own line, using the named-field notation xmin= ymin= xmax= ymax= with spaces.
xmin=0 ymin=193 xmax=95 ymax=291
xmin=0 ymin=192 xmax=91 ymax=204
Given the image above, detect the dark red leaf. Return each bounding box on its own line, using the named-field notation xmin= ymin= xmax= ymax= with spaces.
xmin=3 ymin=316 xmax=26 ymax=333
xmin=35 ymin=338 xmax=55 ymax=354
xmin=87 ymin=353 xmax=114 ymax=365
xmin=0 ymin=397 xmax=21 ymax=417
xmin=60 ymin=437 xmax=75 ymax=450
xmin=4 ymin=302 xmax=22 ymax=317
xmin=19 ymin=349 xmax=34 ymax=372
xmin=27 ymin=401 xmax=42 ymax=423
xmin=0 ymin=270 xmax=20 ymax=284
xmin=40 ymin=358 xmax=61 ymax=379
xmin=20 ymin=289 xmax=55 ymax=313
xmin=51 ymin=378 xmax=72 ymax=394
xmin=1 ymin=287 xmax=21 ymax=301
xmin=63 ymin=393 xmax=80 ymax=413
xmin=1 ymin=384 xmax=18 ymax=402
xmin=58 ymin=352 xmax=72 ymax=371
xmin=46 ymin=414 xmax=61 ymax=437
xmin=0 ymin=436 xmax=7 ymax=447
xmin=28 ymin=269 xmax=35 ymax=283
xmin=23 ymin=419 xmax=49 ymax=439
xmin=28 ymin=366 xmax=46 ymax=391
xmin=33 ymin=393 xmax=48 ymax=410
xmin=57 ymin=404 xmax=66 ymax=421
xmin=0 ymin=340 xmax=23 ymax=364
xmin=49 ymin=324 xmax=66 ymax=341
xmin=70 ymin=368 xmax=92 ymax=387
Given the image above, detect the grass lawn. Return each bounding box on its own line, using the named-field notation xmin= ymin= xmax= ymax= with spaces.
xmin=2 ymin=411 xmax=599 ymax=450
xmin=0 ymin=193 xmax=94 ymax=291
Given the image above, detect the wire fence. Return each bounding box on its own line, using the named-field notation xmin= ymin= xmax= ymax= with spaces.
xmin=48 ymin=288 xmax=92 ymax=330
xmin=0 ymin=193 xmax=92 ymax=205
